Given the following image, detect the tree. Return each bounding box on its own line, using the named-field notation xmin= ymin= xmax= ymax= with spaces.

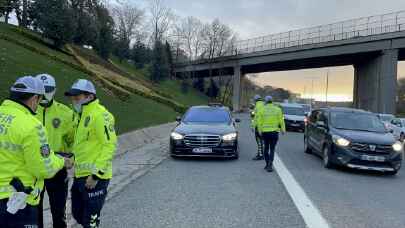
xmin=111 ymin=1 xmax=144 ymax=62
xmin=149 ymin=0 xmax=173 ymax=43
xmin=31 ymin=0 xmax=76 ymax=48
xmin=131 ymin=40 xmax=151 ymax=68
xmin=71 ymin=0 xmax=98 ymax=45
xmin=1 ymin=0 xmax=19 ymax=24
xmin=150 ymin=40 xmax=169 ymax=82
xmin=94 ymin=4 xmax=114 ymax=59
xmin=174 ymin=16 xmax=205 ymax=61
xmin=165 ymin=41 xmax=174 ymax=78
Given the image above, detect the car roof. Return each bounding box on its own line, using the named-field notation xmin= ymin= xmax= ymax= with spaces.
xmin=278 ymin=103 xmax=304 ymax=108
xmin=189 ymin=105 xmax=230 ymax=111
xmin=318 ymin=107 xmax=371 ymax=114
xmin=377 ymin=113 xmax=395 ymax=117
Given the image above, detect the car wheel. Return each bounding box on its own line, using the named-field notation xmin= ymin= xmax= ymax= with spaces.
xmin=304 ymin=137 xmax=312 ymax=154
xmin=400 ymin=133 xmax=405 ymax=142
xmin=323 ymin=145 xmax=334 ymax=169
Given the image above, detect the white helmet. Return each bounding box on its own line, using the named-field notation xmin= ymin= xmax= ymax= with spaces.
xmin=65 ymin=79 xmax=96 ymax=96
xmin=36 ymin=74 xmax=56 ymax=103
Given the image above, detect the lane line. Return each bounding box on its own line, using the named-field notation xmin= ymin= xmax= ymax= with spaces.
xmin=274 ymin=154 xmax=331 ymax=228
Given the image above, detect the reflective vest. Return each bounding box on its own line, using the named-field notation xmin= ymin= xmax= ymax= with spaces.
xmin=257 ymin=103 xmax=286 ymax=133
xmin=0 ymin=100 xmax=64 ymax=205
xmin=252 ymin=100 xmax=265 ymax=128
xmin=36 ymin=100 xmax=76 ymax=153
xmin=73 ymin=99 xmax=117 ymax=180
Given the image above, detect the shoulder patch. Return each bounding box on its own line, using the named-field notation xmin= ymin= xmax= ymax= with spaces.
xmin=40 ymin=144 xmax=50 ymax=158
xmin=52 ymin=118 xmax=61 ymax=129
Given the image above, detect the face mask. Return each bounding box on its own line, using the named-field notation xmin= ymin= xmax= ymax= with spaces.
xmin=40 ymin=91 xmax=56 ymax=105
xmin=73 ymin=97 xmax=92 ymax=113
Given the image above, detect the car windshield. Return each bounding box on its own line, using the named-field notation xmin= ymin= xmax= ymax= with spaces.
xmin=183 ymin=108 xmax=231 ymax=124
xmin=379 ymin=114 xmax=395 ymax=122
xmin=301 ymin=105 xmax=311 ymax=113
xmin=282 ymin=106 xmax=306 ymax=116
xmin=331 ymin=112 xmax=386 ymax=132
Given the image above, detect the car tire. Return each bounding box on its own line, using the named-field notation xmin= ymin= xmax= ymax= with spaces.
xmin=323 ymin=145 xmax=334 ymax=169
xmin=304 ymin=137 xmax=312 ymax=154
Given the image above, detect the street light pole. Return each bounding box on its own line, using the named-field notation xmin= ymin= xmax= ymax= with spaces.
xmin=325 ymin=69 xmax=330 ymax=106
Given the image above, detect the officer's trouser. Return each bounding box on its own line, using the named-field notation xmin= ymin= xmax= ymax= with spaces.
xmin=71 ymin=177 xmax=109 ymax=228
xmin=0 ymin=198 xmax=38 ymax=228
xmin=255 ymin=128 xmax=264 ymax=156
xmin=38 ymin=168 xmax=68 ymax=228
xmin=262 ymin=131 xmax=279 ymax=165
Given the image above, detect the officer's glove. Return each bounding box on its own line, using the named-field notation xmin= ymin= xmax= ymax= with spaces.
xmin=85 ymin=175 xmax=98 ymax=190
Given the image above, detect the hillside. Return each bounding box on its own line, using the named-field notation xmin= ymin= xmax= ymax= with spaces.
xmin=0 ymin=22 xmax=208 ymax=133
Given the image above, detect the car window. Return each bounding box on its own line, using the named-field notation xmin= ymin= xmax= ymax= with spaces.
xmin=379 ymin=114 xmax=395 ymax=122
xmin=183 ymin=108 xmax=231 ymax=124
xmin=282 ymin=106 xmax=306 ymax=116
xmin=331 ymin=112 xmax=386 ymax=133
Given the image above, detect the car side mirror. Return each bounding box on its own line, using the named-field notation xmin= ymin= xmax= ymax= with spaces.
xmin=235 ymin=118 xmax=241 ymax=123
xmin=176 ymin=116 xmax=181 ymax=122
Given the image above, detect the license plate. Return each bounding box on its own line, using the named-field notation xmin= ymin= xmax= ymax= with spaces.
xmin=361 ymin=155 xmax=386 ymax=162
xmin=291 ymin=123 xmax=300 ymax=127
xmin=193 ymin=148 xmax=212 ymax=154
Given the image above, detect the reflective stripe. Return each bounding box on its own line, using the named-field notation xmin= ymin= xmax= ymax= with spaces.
xmin=0 ymin=186 xmax=15 ymax=193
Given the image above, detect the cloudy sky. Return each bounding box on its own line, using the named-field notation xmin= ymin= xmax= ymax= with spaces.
xmin=152 ymin=0 xmax=405 ymax=101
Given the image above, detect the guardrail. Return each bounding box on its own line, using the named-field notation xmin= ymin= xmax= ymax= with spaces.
xmin=175 ymin=10 xmax=405 ymax=64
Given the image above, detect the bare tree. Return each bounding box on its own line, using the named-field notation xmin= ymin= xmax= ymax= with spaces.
xmin=111 ymin=1 xmax=144 ymax=43
xmin=148 ymin=0 xmax=173 ymax=43
xmin=175 ymin=16 xmax=205 ymax=61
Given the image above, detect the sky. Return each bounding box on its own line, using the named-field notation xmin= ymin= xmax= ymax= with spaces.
xmin=140 ymin=0 xmax=405 ymax=101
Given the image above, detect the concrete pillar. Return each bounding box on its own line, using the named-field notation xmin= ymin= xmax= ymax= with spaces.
xmin=353 ymin=49 xmax=398 ymax=114
xmin=232 ymin=65 xmax=242 ymax=112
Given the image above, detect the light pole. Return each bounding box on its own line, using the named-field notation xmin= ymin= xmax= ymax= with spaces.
xmin=325 ymin=69 xmax=330 ymax=106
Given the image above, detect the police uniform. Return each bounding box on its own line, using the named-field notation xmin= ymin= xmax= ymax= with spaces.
xmin=36 ymin=100 xmax=76 ymax=228
xmin=257 ymin=96 xmax=286 ymax=171
xmin=252 ymin=100 xmax=265 ymax=160
xmin=65 ymin=79 xmax=117 ymax=228
xmin=0 ymin=76 xmax=65 ymax=227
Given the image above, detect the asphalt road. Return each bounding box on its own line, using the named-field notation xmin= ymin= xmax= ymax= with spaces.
xmin=100 ymin=114 xmax=405 ymax=228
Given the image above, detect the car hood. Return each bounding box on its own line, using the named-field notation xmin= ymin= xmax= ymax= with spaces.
xmin=332 ymin=129 xmax=396 ymax=145
xmin=284 ymin=115 xmax=305 ymax=121
xmin=174 ymin=123 xmax=236 ymax=136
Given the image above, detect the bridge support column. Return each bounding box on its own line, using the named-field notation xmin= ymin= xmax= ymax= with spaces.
xmin=354 ymin=49 xmax=398 ymax=114
xmin=232 ymin=65 xmax=242 ymax=112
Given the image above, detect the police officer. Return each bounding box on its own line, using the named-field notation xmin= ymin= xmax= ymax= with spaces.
xmin=0 ymin=76 xmax=73 ymax=227
xmin=65 ymin=79 xmax=117 ymax=228
xmin=257 ymin=96 xmax=285 ymax=172
xmin=35 ymin=74 xmax=76 ymax=228
xmin=252 ymin=94 xmax=265 ymax=160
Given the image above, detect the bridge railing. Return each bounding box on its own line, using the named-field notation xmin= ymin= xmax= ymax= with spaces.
xmin=233 ymin=10 xmax=405 ymax=55
xmin=174 ymin=10 xmax=405 ymax=65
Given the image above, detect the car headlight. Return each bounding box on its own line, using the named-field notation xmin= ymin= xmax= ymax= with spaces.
xmin=392 ymin=141 xmax=403 ymax=152
xmin=222 ymin=133 xmax=237 ymax=141
xmin=171 ymin=132 xmax=184 ymax=140
xmin=332 ymin=135 xmax=350 ymax=147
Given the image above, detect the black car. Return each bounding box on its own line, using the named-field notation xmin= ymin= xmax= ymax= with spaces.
xmin=304 ymin=107 xmax=403 ymax=175
xmin=170 ymin=105 xmax=240 ymax=159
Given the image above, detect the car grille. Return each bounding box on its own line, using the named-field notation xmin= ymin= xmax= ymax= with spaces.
xmin=184 ymin=134 xmax=221 ymax=148
xmin=350 ymin=143 xmax=392 ymax=155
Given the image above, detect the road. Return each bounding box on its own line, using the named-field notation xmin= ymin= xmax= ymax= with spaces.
xmin=100 ymin=114 xmax=405 ymax=228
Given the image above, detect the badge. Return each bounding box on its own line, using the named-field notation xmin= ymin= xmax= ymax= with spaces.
xmin=40 ymin=75 xmax=47 ymax=81
xmin=40 ymin=144 xmax=50 ymax=158
xmin=84 ymin=116 xmax=91 ymax=127
xmin=52 ymin=118 xmax=61 ymax=129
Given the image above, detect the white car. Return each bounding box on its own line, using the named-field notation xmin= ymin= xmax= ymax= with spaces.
xmin=279 ymin=103 xmax=306 ymax=132
xmin=390 ymin=118 xmax=405 ymax=141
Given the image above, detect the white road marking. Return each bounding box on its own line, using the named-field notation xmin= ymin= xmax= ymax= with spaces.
xmin=274 ymin=154 xmax=331 ymax=228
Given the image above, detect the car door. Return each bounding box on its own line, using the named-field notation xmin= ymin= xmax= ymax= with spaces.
xmin=311 ymin=111 xmax=329 ymax=154
xmin=306 ymin=110 xmax=320 ymax=152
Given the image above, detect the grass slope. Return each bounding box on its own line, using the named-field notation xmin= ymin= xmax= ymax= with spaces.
xmin=0 ymin=34 xmax=177 ymax=134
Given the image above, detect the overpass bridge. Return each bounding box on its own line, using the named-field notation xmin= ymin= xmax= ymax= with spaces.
xmin=174 ymin=11 xmax=405 ymax=114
